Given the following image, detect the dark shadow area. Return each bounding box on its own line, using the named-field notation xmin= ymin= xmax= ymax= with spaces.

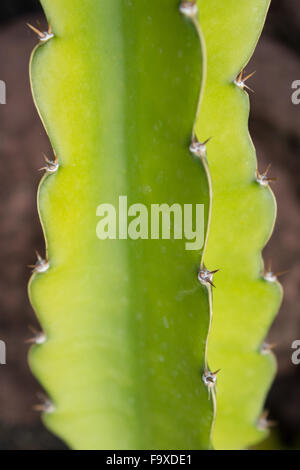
xmin=0 ymin=0 xmax=42 ymax=25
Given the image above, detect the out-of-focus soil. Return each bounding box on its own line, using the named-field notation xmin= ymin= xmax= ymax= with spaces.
xmin=0 ymin=14 xmax=65 ymax=449
xmin=0 ymin=2 xmax=299 ymax=449
xmin=249 ymin=33 xmax=300 ymax=443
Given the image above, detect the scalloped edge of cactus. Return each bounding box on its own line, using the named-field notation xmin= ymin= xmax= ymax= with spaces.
xmin=196 ymin=0 xmax=283 ymax=450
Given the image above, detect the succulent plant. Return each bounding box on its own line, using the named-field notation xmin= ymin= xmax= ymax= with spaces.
xmin=27 ymin=0 xmax=282 ymax=450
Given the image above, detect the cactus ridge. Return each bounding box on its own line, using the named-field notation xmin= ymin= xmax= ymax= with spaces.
xmin=28 ymin=0 xmax=216 ymax=450
xmin=196 ymin=0 xmax=283 ymax=450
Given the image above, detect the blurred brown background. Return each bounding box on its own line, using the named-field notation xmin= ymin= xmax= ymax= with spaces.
xmin=0 ymin=0 xmax=299 ymax=450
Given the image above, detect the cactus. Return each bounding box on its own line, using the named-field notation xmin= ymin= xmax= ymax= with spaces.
xmin=27 ymin=0 xmax=281 ymax=450
xmin=28 ymin=0 xmax=214 ymax=450
xmin=196 ymin=0 xmax=282 ymax=450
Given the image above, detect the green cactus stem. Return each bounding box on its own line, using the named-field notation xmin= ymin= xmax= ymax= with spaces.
xmin=28 ymin=0 xmax=214 ymax=450
xmin=196 ymin=0 xmax=283 ymax=450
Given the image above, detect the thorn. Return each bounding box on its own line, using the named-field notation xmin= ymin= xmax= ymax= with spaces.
xmin=27 ymin=23 xmax=44 ymax=39
xmin=202 ymin=369 xmax=220 ymax=398
xmin=25 ymin=326 xmax=46 ymax=345
xmin=203 ymin=137 xmax=212 ymax=146
xmin=263 ymin=260 xmax=276 ymax=282
xmin=179 ymin=1 xmax=198 ymax=17
xmin=198 ymin=266 xmax=219 ymax=288
xmin=189 ymin=136 xmax=211 ymax=159
xmin=27 ymin=23 xmax=54 ymax=42
xmin=39 ymin=154 xmax=59 ymax=173
xmin=264 ymin=271 xmax=288 ymax=282
xmin=275 ymin=270 xmax=289 ymax=278
xmin=257 ymin=410 xmax=276 ymax=431
xmin=263 ymin=271 xmax=277 ymax=283
xmin=243 ymin=71 xmax=256 ymax=82
xmin=256 ymin=164 xmax=277 ymax=186
xmin=260 ymin=342 xmax=277 ymax=355
xmin=28 ymin=251 xmax=49 ymax=274
xmin=33 ymin=393 xmax=55 ymax=414
xmin=263 ymin=260 xmax=288 ymax=282
xmin=234 ymin=69 xmax=256 ymax=93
